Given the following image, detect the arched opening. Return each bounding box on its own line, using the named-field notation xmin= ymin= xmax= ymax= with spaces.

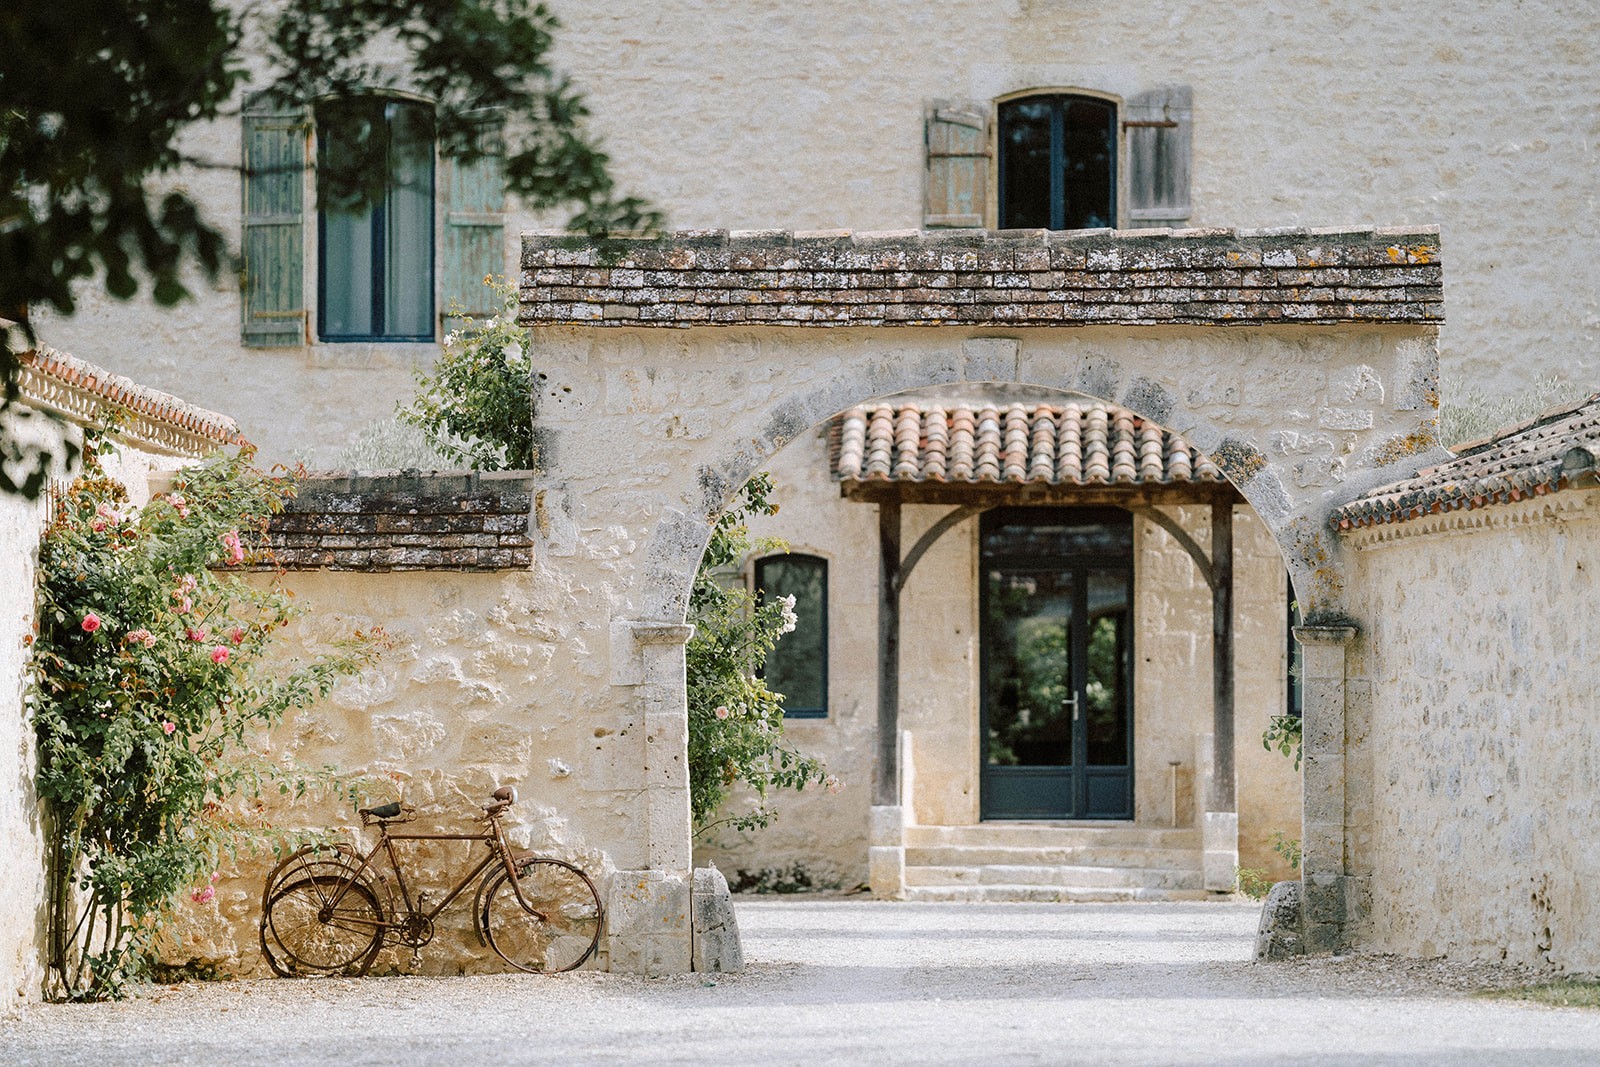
xmin=686 ymin=382 xmax=1299 ymax=903
xmin=520 ymin=225 xmax=1445 ymax=968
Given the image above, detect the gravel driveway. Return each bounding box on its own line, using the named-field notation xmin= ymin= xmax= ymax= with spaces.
xmin=4 ymin=897 xmax=1599 ymax=1065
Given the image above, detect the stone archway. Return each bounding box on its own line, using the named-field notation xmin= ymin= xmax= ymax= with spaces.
xmin=519 ymin=226 xmax=1444 ymax=969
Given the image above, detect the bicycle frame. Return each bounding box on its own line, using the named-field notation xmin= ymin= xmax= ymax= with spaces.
xmin=291 ymin=806 xmax=541 ymax=938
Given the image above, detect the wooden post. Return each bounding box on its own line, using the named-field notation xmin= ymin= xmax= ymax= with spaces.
xmin=875 ymin=499 xmax=902 ymax=807
xmin=1210 ymin=501 xmax=1235 ymax=812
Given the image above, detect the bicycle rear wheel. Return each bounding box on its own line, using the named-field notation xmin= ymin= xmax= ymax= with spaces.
xmin=481 ymin=858 xmax=602 ymax=973
xmin=263 ymin=874 xmax=385 ymax=977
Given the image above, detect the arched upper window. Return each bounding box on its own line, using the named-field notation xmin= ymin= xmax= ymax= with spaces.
xmin=316 ymin=97 xmax=435 ymax=341
xmin=755 ymin=553 xmax=828 ymax=719
xmin=997 ymin=94 xmax=1116 ymax=231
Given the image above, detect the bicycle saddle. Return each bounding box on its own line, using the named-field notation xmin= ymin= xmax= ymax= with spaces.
xmin=359 ymin=801 xmax=404 ymax=820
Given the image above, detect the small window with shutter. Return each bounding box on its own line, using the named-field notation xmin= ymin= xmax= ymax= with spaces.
xmin=316 ymin=97 xmax=436 ymax=342
xmin=997 ymin=94 xmax=1117 ymax=230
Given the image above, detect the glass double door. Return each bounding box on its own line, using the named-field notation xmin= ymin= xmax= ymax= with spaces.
xmin=980 ymin=509 xmax=1133 ymax=820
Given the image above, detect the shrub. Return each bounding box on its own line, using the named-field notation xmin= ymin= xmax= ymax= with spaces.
xmin=686 ymin=474 xmax=830 ymax=833
xmin=30 ymin=442 xmax=380 ymax=999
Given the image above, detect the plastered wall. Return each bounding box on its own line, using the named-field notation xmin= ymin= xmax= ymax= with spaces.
xmin=1342 ymin=491 xmax=1600 ymax=971
xmin=33 ymin=0 xmax=1600 ymax=465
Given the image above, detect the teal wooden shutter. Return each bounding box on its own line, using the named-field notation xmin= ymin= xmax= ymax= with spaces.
xmin=1126 ymin=87 xmax=1193 ymax=227
xmin=439 ymin=110 xmax=506 ymax=331
xmin=241 ymin=94 xmax=308 ymax=347
xmin=924 ymin=101 xmax=989 ymax=228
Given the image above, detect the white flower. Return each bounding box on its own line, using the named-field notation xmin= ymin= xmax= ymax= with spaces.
xmin=778 ymin=593 xmax=798 ymax=634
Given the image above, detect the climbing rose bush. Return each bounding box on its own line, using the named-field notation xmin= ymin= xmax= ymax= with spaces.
xmin=686 ymin=473 xmax=828 ymax=833
xmin=30 ymin=447 xmax=381 ymax=1000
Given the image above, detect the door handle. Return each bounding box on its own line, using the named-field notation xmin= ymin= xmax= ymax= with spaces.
xmin=1062 ymin=693 xmax=1079 ymax=721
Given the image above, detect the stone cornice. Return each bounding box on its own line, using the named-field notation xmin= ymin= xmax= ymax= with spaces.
xmin=519 ymin=226 xmax=1443 ymax=329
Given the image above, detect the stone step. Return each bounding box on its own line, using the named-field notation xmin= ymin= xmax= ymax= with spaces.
xmin=904 ymin=823 xmax=1200 ymax=851
xmin=905 ymin=864 xmax=1205 ymax=891
xmin=905 ymin=844 xmax=1201 ymax=871
xmin=901 ymin=884 xmax=1217 ymax=904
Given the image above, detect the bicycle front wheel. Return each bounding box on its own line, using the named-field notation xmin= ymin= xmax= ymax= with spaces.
xmin=481 ymin=858 xmax=602 ymax=973
xmin=264 ymin=875 xmax=385 ymax=977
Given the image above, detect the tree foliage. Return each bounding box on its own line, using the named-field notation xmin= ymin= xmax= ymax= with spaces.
xmin=0 ymin=0 xmax=661 ymax=496
xmin=31 ymin=440 xmax=382 ymax=999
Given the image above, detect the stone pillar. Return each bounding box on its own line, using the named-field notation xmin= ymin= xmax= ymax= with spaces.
xmin=608 ymin=620 xmax=696 ymax=974
xmin=868 ymin=802 xmax=907 ymax=899
xmin=1294 ymin=623 xmax=1358 ymax=954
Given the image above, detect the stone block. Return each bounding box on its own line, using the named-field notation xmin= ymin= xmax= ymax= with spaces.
xmin=1253 ymin=879 xmax=1305 ymax=961
xmin=1302 ymin=873 xmax=1347 ymax=928
xmin=869 ymin=804 xmax=906 ymax=847
xmin=868 ymin=846 xmax=905 ymax=899
xmin=691 ymin=866 xmax=744 ymax=973
xmin=608 ymin=870 xmax=692 ymax=975
xmin=1300 ymin=754 xmax=1346 ymax=824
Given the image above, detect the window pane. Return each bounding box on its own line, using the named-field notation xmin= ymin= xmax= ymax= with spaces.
xmin=999 ymin=100 xmax=1053 ymax=230
xmin=384 ymin=101 xmax=434 ymax=338
xmin=758 ymin=556 xmax=827 ymax=717
xmin=1061 ymin=98 xmax=1116 ymax=229
xmin=318 ymin=102 xmax=376 ymax=338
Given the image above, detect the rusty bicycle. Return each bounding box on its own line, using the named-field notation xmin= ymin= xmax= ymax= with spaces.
xmin=259 ymin=785 xmax=602 ymax=976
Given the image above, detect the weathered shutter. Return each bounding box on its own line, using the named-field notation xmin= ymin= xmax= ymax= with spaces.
xmin=439 ymin=110 xmax=507 ymax=330
xmin=924 ymin=101 xmax=989 ymax=228
xmin=1125 ymin=87 xmax=1192 ymax=227
xmin=240 ymin=95 xmax=308 ymax=347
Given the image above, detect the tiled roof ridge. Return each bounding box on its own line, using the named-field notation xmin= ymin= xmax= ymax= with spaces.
xmin=521 ymin=225 xmax=1443 ymax=330
xmin=1333 ymin=392 xmax=1600 ymax=532
xmin=18 ymin=345 xmax=248 ymax=456
xmin=835 ymin=397 xmax=1222 ymax=488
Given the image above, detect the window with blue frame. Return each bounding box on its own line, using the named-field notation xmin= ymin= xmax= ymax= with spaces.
xmin=756 ymin=554 xmax=828 ymax=718
xmin=998 ymin=94 xmax=1117 ymax=231
xmin=316 ymin=97 xmax=435 ymax=342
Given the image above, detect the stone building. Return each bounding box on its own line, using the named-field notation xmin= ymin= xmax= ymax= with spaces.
xmin=7 ymin=0 xmax=1600 ymax=989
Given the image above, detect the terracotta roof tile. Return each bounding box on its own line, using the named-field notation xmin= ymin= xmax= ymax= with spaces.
xmin=18 ymin=346 xmax=247 ymax=456
xmin=835 ymin=399 xmax=1223 ymax=488
xmin=1332 ymin=393 xmax=1600 ymax=531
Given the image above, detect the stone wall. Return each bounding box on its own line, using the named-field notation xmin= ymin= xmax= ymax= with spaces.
xmin=1342 ymin=490 xmax=1600 ymax=970
xmin=166 ymin=567 xmax=647 ymax=977
xmin=31 ymin=0 xmax=1600 ymax=466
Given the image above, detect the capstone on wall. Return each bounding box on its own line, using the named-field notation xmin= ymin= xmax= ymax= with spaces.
xmin=1341 ymin=491 xmax=1600 ymax=970
xmin=32 ymin=0 xmax=1599 ymax=467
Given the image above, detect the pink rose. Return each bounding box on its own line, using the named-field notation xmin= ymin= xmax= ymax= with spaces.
xmin=161 ymin=721 xmax=176 ymax=735
xmin=210 ymin=646 xmax=229 ymax=664
xmin=824 ymin=775 xmax=843 ymax=795
xmin=229 ymin=626 xmax=246 ymax=645
xmin=186 ymin=627 xmax=208 ymax=643
xmin=125 ymin=628 xmax=155 ymax=647
xmin=80 ymin=612 xmax=101 ymax=634
xmin=168 ymin=493 xmax=189 ymax=518
xmin=220 ymin=530 xmax=245 ymax=565
xmin=189 ymin=886 xmax=215 ymax=905
xmin=714 ymin=705 xmax=730 ymax=720
xmin=90 ymin=519 xmax=106 ymax=532
xmin=175 ymin=596 xmax=193 ymax=615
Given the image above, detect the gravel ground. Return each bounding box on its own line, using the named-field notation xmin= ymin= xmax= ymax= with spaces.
xmin=4 ymin=897 xmax=1599 ymax=1066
